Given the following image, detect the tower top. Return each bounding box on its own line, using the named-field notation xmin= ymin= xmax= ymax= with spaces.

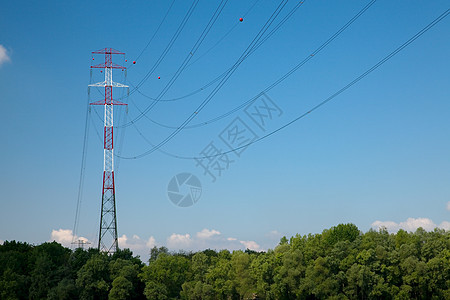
xmin=91 ymin=48 xmax=126 ymax=70
xmin=92 ymin=48 xmax=125 ymax=55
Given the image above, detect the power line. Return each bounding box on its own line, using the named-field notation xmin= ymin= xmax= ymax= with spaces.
xmin=134 ymin=0 xmax=290 ymax=158
xmin=186 ymin=0 xmax=262 ymax=68
xmin=115 ymin=96 xmax=186 ymax=160
xmin=123 ymin=0 xmax=262 ymax=103
xmin=146 ymin=0 xmax=377 ymax=130
xmin=142 ymin=0 xmax=230 ymax=113
xmin=119 ymin=0 xmax=290 ymax=159
xmin=119 ymin=7 xmax=449 ymax=160
xmin=71 ymin=80 xmax=92 ymax=247
xmin=131 ymin=0 xmax=200 ymax=94
xmin=119 ymin=0 xmax=231 ymax=127
xmin=124 ymin=0 xmax=305 ymax=106
xmin=91 ymin=107 xmax=103 ymax=144
xmin=132 ymin=0 xmax=177 ymax=65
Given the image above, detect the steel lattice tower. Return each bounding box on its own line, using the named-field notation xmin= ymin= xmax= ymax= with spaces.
xmin=89 ymin=48 xmax=127 ymax=254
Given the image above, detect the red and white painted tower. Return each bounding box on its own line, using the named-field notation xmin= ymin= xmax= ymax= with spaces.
xmin=89 ymin=48 xmax=127 ymax=254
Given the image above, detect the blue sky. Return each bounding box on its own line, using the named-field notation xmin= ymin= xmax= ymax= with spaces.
xmin=0 ymin=0 xmax=449 ymax=259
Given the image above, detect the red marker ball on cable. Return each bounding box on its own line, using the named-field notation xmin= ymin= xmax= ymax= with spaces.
xmin=239 ymin=17 xmax=243 ymax=22
xmin=125 ymin=59 xmax=127 ymax=62
xmin=133 ymin=61 xmax=136 ymax=64
xmin=158 ymin=76 xmax=161 ymax=79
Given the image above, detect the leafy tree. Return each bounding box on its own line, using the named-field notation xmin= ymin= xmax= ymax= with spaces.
xmin=149 ymin=246 xmax=169 ymax=263
xmin=230 ymin=251 xmax=255 ymax=299
xmin=109 ymin=258 xmax=143 ymax=299
xmin=76 ymin=253 xmax=111 ymax=300
xmin=47 ymin=278 xmax=78 ymax=300
xmin=205 ymin=250 xmax=235 ymax=299
xmin=323 ymin=223 xmax=361 ymax=246
xmin=270 ymin=246 xmax=304 ymax=299
xmin=299 ymin=256 xmax=339 ymax=298
xmin=1 ymin=224 xmax=449 ymax=299
xmin=29 ymin=242 xmax=71 ymax=299
xmin=109 ymin=276 xmax=133 ymax=300
xmin=143 ymin=281 xmax=168 ymax=300
xmin=140 ymin=252 xmax=190 ymax=299
xmin=0 ymin=267 xmax=29 ymax=300
xmin=0 ymin=241 xmax=33 ymax=298
xmin=191 ymin=252 xmax=209 ymax=282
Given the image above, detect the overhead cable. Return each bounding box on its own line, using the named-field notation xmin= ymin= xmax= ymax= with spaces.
xmin=119 ymin=7 xmax=449 ymax=160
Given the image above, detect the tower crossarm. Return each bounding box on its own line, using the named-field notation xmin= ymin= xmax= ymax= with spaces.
xmin=89 ymin=81 xmax=128 ymax=88
xmin=90 ymin=99 xmax=127 ymax=106
xmin=91 ymin=62 xmax=125 ymax=69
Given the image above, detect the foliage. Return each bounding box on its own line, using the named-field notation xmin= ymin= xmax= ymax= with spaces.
xmin=0 ymin=225 xmax=448 ymax=299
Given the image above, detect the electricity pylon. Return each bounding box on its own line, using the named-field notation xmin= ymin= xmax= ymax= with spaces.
xmin=89 ymin=48 xmax=127 ymax=254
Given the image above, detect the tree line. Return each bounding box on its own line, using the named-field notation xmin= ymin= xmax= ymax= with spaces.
xmin=0 ymin=224 xmax=448 ymax=299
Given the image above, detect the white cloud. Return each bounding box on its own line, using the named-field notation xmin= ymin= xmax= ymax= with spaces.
xmin=196 ymin=228 xmax=221 ymax=239
xmin=117 ymin=234 xmax=158 ymax=260
xmin=164 ymin=229 xmax=260 ymax=251
xmin=118 ymin=234 xmax=157 ymax=251
xmin=266 ymin=230 xmax=282 ymax=239
xmin=240 ymin=240 xmax=261 ymax=251
xmin=146 ymin=236 xmax=157 ymax=248
xmin=119 ymin=234 xmax=143 ymax=250
xmin=163 ymin=229 xmax=269 ymax=252
xmin=0 ymin=239 xmax=3 ymax=245
xmin=0 ymin=45 xmax=11 ymax=66
xmin=446 ymin=201 xmax=450 ymax=211
xmin=50 ymin=230 xmax=158 ymax=260
xmin=167 ymin=233 xmax=192 ymax=249
xmin=50 ymin=229 xmax=89 ymax=247
xmin=439 ymin=221 xmax=450 ymax=231
xmin=371 ymin=217 xmax=449 ymax=232
xmin=51 ymin=229 xmax=74 ymax=245
xmin=371 ymin=220 xmax=399 ymax=231
xmin=116 ymin=234 xmax=159 ymax=261
xmin=401 ymin=218 xmax=437 ymax=231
